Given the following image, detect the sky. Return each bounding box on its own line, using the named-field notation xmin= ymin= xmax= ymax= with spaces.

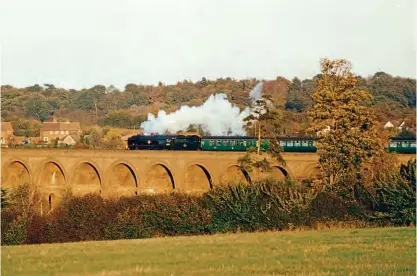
xmin=0 ymin=0 xmax=415 ymax=90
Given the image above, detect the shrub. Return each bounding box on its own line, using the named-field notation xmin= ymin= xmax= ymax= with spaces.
xmin=204 ymin=179 xmax=316 ymax=232
xmin=5 ymin=176 xmax=413 ymax=245
xmin=1 ymin=183 xmax=42 ymax=245
xmin=2 ymin=214 xmax=28 ymax=245
xmin=374 ymin=174 xmax=416 ymax=226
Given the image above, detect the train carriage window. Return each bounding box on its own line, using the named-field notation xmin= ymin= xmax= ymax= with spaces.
xmin=308 ymin=141 xmax=314 ymax=146
xmin=302 ymin=141 xmax=308 ymax=146
xmin=209 ymin=140 xmax=214 ymax=146
xmin=243 ymin=141 xmax=247 ymax=146
xmin=280 ymin=141 xmax=286 ymax=146
xmin=216 ymin=140 xmax=221 ymax=146
xmin=389 ymin=142 xmax=397 ymax=147
xmin=295 ymin=141 xmax=301 ymax=147
xmin=223 ymin=140 xmax=228 ymax=146
xmin=411 ymin=142 xmax=416 ymax=148
xmin=231 ymin=140 xmax=236 ymax=146
xmin=287 ymin=141 xmax=294 ymax=147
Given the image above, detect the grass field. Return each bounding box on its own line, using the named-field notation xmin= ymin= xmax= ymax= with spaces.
xmin=2 ymin=227 xmax=415 ymax=275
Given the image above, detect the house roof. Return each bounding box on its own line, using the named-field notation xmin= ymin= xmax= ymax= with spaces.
xmin=41 ymin=122 xmax=81 ymax=131
xmin=384 ymin=121 xmax=394 ymax=128
xmin=59 ymin=135 xmax=76 ymax=142
xmin=1 ymin=122 xmax=14 ymax=132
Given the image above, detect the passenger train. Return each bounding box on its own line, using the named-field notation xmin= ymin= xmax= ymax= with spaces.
xmin=127 ymin=134 xmax=416 ymax=154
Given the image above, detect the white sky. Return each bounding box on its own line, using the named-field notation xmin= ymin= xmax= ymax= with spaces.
xmin=0 ymin=0 xmax=415 ymax=89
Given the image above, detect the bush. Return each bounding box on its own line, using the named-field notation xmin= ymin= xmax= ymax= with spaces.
xmin=3 ymin=176 xmax=414 ymax=245
xmin=1 ymin=183 xmax=42 ymax=245
xmin=374 ymin=174 xmax=416 ymax=226
xmin=2 ymin=214 xmax=28 ymax=245
xmin=204 ymin=180 xmax=316 ymax=232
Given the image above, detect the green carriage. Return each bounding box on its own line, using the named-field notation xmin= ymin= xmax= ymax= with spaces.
xmin=201 ymin=136 xmax=269 ymax=151
xmin=278 ymin=137 xmax=317 ymax=152
xmin=200 ymin=136 xmax=317 ymax=152
xmin=388 ymin=136 xmax=416 ymax=154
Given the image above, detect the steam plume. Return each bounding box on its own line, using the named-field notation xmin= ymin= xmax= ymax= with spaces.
xmin=140 ymin=82 xmax=264 ymax=136
xmin=249 ymin=82 xmax=263 ymax=104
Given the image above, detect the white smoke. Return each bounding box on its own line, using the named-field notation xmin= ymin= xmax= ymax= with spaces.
xmin=140 ymin=81 xmax=264 ymax=136
xmin=249 ymin=82 xmax=263 ymax=104
xmin=248 ymin=81 xmax=266 ymax=117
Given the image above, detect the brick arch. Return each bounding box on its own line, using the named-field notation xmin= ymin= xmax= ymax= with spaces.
xmin=267 ymin=163 xmax=296 ymax=180
xmin=71 ymin=160 xmax=102 ymax=196
xmin=269 ymin=165 xmax=289 ymax=181
xmin=36 ymin=159 xmax=68 ymax=187
xmin=144 ymin=163 xmax=175 ymax=193
xmin=303 ymin=164 xmax=322 ymax=180
xmin=105 ymin=160 xmax=139 ymax=197
xmin=1 ymin=159 xmax=32 ymax=189
xmin=220 ymin=164 xmax=252 ymax=185
xmin=48 ymin=192 xmax=60 ymax=211
xmin=185 ymin=163 xmax=213 ymax=192
xmin=71 ymin=159 xmax=102 ymax=184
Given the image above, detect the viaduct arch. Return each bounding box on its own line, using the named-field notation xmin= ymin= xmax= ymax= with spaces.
xmin=1 ymin=149 xmax=413 ymax=203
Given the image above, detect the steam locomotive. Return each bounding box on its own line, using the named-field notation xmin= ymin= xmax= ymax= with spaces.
xmin=127 ymin=134 xmax=416 ymax=154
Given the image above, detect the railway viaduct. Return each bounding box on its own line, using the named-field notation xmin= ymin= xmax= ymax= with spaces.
xmin=1 ymin=149 xmax=414 ymax=209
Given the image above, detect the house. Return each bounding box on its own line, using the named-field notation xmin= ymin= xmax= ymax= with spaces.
xmin=316 ymin=125 xmax=330 ymax=136
xmin=40 ymin=121 xmax=81 ymax=143
xmin=384 ymin=121 xmax=394 ymax=128
xmin=399 ymin=121 xmax=406 ymax=131
xmin=58 ymin=135 xmax=76 ymax=146
xmin=1 ymin=122 xmax=15 ymax=145
xmin=383 ymin=120 xmax=410 ymax=132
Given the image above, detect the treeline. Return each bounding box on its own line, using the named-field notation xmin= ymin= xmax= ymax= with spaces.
xmin=1 ymin=159 xmax=415 ymax=245
xmin=1 ymin=72 xmax=415 ymax=134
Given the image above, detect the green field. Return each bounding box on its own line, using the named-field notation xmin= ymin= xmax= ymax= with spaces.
xmin=2 ymin=227 xmax=415 ymax=275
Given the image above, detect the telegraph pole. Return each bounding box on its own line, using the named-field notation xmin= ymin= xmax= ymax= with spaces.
xmin=257 ymin=121 xmax=261 ymax=156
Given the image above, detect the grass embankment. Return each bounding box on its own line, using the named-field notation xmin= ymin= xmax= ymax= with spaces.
xmin=2 ymin=227 xmax=415 ymax=276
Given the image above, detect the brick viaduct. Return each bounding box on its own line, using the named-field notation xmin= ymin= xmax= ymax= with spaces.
xmin=1 ymin=149 xmax=414 ymax=209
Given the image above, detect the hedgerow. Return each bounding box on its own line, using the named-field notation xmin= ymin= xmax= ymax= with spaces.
xmin=2 ymin=160 xmax=415 ymax=245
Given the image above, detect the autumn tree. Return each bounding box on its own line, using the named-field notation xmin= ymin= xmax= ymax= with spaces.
xmin=308 ymin=58 xmax=382 ymax=194
xmin=24 ymin=96 xmax=53 ymax=122
xmin=240 ymin=92 xmax=285 ymax=177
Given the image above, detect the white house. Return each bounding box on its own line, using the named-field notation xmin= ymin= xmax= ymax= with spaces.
xmin=316 ymin=125 xmax=331 ymax=136
xmin=58 ymin=135 xmax=76 ymax=146
xmin=384 ymin=121 xmax=394 ymax=128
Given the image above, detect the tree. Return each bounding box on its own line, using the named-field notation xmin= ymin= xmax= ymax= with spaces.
xmin=103 ymin=110 xmax=133 ymax=128
xmin=400 ymin=158 xmax=416 ymax=188
xmin=242 ymin=91 xmax=285 ymax=177
xmin=103 ymin=129 xmax=124 ymax=149
xmin=24 ymin=96 xmax=53 ymax=122
xmin=1 ymin=189 xmax=8 ymax=208
xmin=26 ymin=84 xmax=43 ymax=93
xmin=285 ymin=77 xmax=313 ymax=112
xmin=308 ymin=58 xmax=382 ymax=194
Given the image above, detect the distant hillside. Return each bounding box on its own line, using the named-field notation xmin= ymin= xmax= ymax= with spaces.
xmin=1 ymin=72 xmax=415 ymax=136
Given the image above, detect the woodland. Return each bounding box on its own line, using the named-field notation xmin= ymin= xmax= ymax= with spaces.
xmin=1 ymin=71 xmax=416 ymax=138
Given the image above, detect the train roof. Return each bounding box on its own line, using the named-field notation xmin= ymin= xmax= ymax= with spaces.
xmin=128 ymin=134 xmax=415 ymax=142
xmin=390 ymin=136 xmax=416 ymax=141
xmin=127 ymin=135 xmax=176 ymax=140
xmin=201 ymin=136 xmax=317 ymax=140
